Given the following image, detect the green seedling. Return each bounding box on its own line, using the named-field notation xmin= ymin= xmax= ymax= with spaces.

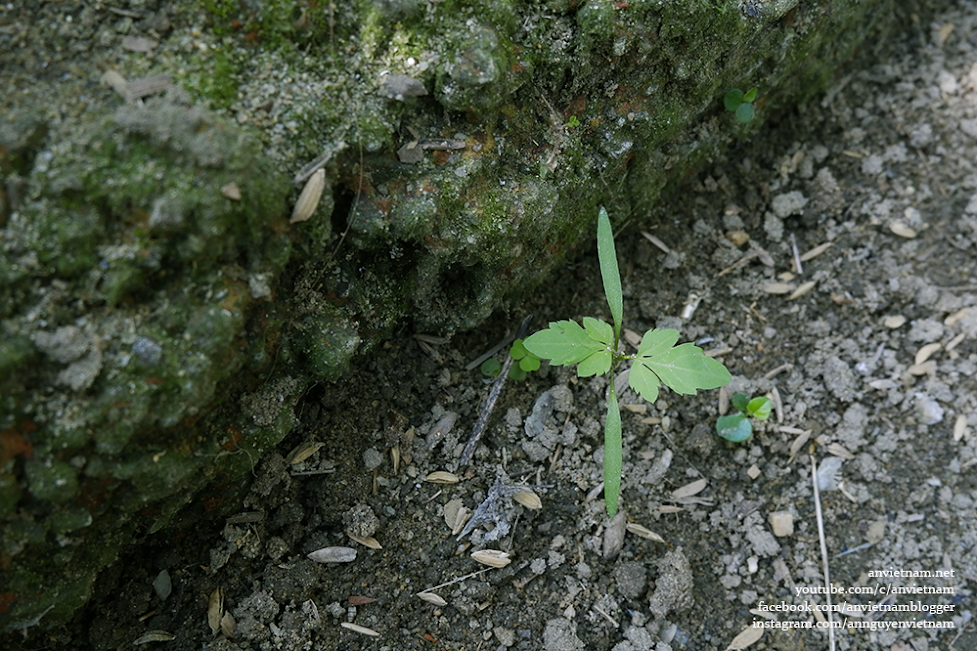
xmin=716 ymin=393 xmax=772 ymax=442
xmin=566 ymin=115 xmax=581 ymax=129
xmin=523 ymin=207 xmax=731 ymax=517
xmin=724 ymin=87 xmax=758 ymax=123
xmin=480 ymin=339 xmax=541 ymax=380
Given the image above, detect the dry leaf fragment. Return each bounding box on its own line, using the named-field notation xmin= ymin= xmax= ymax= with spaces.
xmin=417 ymin=591 xmax=448 ymax=606
xmin=915 ymin=342 xmax=942 ymax=365
xmin=286 ymin=441 xmax=324 ymax=465
xmin=221 ymin=611 xmax=237 ymax=638
xmin=787 ymin=280 xmax=817 ymax=300
xmin=671 ymin=479 xmax=708 ymax=499
xmin=341 ymin=622 xmax=380 ymax=636
xmin=800 ymin=242 xmax=833 ymax=261
xmin=307 ymin=546 xmax=357 ymax=563
xmin=425 ymin=471 xmax=460 ymax=484
xmin=889 ymin=221 xmax=917 ymax=238
xmin=349 ymin=596 xmax=378 ymax=606
xmin=625 ymin=522 xmax=665 ymax=543
xmin=788 ymin=430 xmax=811 ymax=459
xmin=511 ymin=488 xmax=542 ymax=510
xmin=761 ymin=282 xmax=793 ymax=294
xmin=954 ymin=414 xmax=967 ymax=442
xmin=134 ymin=631 xmax=176 ymax=644
xmin=220 ymin=182 xmax=241 ymax=200
xmin=347 ymin=532 xmax=382 ymax=549
xmin=471 ymin=549 xmax=512 ymax=568
xmin=207 ymin=587 xmax=223 ymax=635
xmin=827 ymin=443 xmax=855 ymax=460
xmin=725 ymin=623 xmax=764 ymax=650
xmin=290 ymin=169 xmax=326 ymax=224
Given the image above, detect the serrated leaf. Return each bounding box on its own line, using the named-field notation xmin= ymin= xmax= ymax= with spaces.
xmin=747 ymin=396 xmax=772 ymax=420
xmin=577 ymin=348 xmax=613 ymax=377
xmin=716 ymin=413 xmax=752 ymax=442
xmin=604 ymin=383 xmax=623 ymax=518
xmin=523 ymin=320 xmax=605 ymax=365
xmin=628 ymin=360 xmax=661 ymax=404
xmin=731 ymin=392 xmax=750 ymax=412
xmin=597 ymin=208 xmax=623 ymax=342
xmin=637 ymin=342 xmax=731 ymax=395
xmin=582 ymin=316 xmax=614 ymax=346
xmin=637 ymin=328 xmax=680 ymax=356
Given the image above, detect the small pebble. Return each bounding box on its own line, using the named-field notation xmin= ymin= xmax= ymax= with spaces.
xmin=769 ymin=511 xmax=794 ymax=537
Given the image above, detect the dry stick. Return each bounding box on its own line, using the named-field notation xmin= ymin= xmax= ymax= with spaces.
xmin=811 ymin=455 xmax=836 ymax=650
xmin=458 ymin=315 xmax=534 ymax=467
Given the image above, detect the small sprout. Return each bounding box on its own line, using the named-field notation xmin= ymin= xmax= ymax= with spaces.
xmin=479 ymin=339 xmax=541 ymax=380
xmin=723 ymin=87 xmax=758 ymax=123
xmin=716 ymin=392 xmax=772 ymax=442
xmin=523 ymin=207 xmax=731 ymax=517
xmin=566 ymin=115 xmax=580 ymax=128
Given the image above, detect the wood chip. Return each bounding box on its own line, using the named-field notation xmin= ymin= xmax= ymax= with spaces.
xmin=915 ymin=342 xmax=942 ymax=365
xmin=625 ymin=522 xmax=665 ymax=543
xmin=761 ymin=282 xmax=793 ymax=294
xmin=417 ymin=591 xmax=447 ymax=606
xmin=671 ymin=478 xmax=708 ymax=499
xmin=471 ymin=549 xmax=512 ymax=568
xmin=290 ymin=169 xmax=326 ymax=223
xmin=725 ymin=624 xmax=764 ymax=650
xmin=511 ymin=488 xmax=542 ymax=510
xmin=341 ymin=622 xmax=380 ymax=636
xmin=787 ymin=280 xmax=817 ymax=300
xmin=800 ymin=242 xmax=833 ymax=261
xmin=349 ymin=596 xmax=377 ymax=606
xmin=425 ymin=471 xmax=460 ymax=484
xmin=347 ymin=532 xmax=382 ymax=549
xmin=307 ymin=546 xmax=357 ymax=563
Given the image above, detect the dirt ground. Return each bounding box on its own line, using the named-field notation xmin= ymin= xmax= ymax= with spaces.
xmin=19 ymin=3 xmax=977 ymax=651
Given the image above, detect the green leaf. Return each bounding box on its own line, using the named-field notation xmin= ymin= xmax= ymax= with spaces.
xmin=508 ymin=365 xmax=527 ymax=380
xmin=716 ymin=413 xmax=752 ymax=442
xmin=724 ymin=88 xmax=744 ymax=111
xmin=583 ymin=316 xmax=614 ymax=346
xmin=577 ymin=348 xmax=612 ymax=377
xmin=628 ymin=360 xmax=661 ymax=404
xmin=747 ymin=396 xmax=772 ymax=421
xmin=596 ymin=207 xmax=623 ymax=343
xmin=523 ymin=320 xmax=605 ymax=365
xmin=480 ymin=358 xmax=501 ymax=377
xmin=637 ymin=328 xmax=680 ymax=357
xmin=731 ymin=392 xmax=750 ymax=412
xmin=604 ymin=382 xmax=623 ymax=517
xmin=743 ymin=87 xmax=758 ymax=103
xmin=509 ymin=339 xmax=528 ymax=360
xmin=735 ymin=102 xmax=755 ymax=123
xmin=519 ymin=355 xmax=540 ymax=372
xmin=636 ymin=342 xmax=731 ymax=395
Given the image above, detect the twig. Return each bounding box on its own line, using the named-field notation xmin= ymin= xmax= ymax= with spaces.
xmin=790 ymin=233 xmax=803 ymax=274
xmin=811 ymin=455 xmax=836 ymax=651
xmin=459 ymin=315 xmax=533 ymax=467
xmin=418 ymin=567 xmax=494 ymax=595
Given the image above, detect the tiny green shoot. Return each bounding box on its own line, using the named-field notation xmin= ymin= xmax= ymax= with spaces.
xmin=480 ymin=339 xmax=541 ymax=380
xmin=715 ymin=392 xmax=772 ymax=442
xmin=523 ymin=207 xmax=731 ymax=517
xmin=566 ymin=115 xmax=580 ymax=128
xmin=724 ymin=87 xmax=758 ymax=123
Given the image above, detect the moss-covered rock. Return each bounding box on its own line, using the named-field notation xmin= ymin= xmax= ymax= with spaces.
xmin=0 ymin=0 xmax=936 ymax=635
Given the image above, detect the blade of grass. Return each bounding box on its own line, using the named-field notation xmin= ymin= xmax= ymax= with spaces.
xmin=596 ymin=207 xmax=623 ymax=345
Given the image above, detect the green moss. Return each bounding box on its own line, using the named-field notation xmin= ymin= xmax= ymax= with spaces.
xmin=24 ymin=459 xmax=79 ymax=503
